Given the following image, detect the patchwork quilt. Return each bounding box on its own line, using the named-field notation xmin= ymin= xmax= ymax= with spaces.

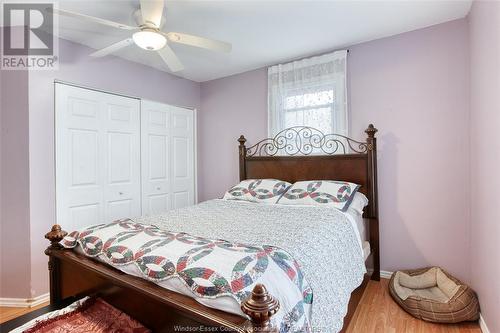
xmin=62 ymin=199 xmax=366 ymax=332
xmin=62 ymin=220 xmax=312 ymax=331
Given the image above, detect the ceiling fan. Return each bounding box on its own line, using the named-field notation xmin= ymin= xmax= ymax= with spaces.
xmin=49 ymin=0 xmax=232 ymax=72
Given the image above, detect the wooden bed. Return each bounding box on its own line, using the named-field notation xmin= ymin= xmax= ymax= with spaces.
xmin=44 ymin=124 xmax=380 ymax=333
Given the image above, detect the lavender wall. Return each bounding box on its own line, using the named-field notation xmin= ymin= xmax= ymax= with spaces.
xmin=0 ymin=69 xmax=32 ymax=298
xmin=349 ymin=19 xmax=470 ymax=280
xmin=199 ymin=68 xmax=268 ymax=200
xmin=199 ymin=19 xmax=471 ymax=281
xmin=24 ymin=38 xmax=200 ymax=297
xmin=469 ymin=1 xmax=500 ymax=332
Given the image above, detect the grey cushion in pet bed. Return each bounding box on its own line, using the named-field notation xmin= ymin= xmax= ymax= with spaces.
xmin=389 ymin=267 xmax=479 ymax=323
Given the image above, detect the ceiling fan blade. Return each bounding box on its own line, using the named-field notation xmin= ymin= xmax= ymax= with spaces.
xmin=157 ymin=44 xmax=184 ymax=72
xmin=140 ymin=0 xmax=164 ymax=27
xmin=49 ymin=8 xmax=137 ymax=30
xmin=164 ymin=32 xmax=232 ymax=53
xmin=90 ymin=39 xmax=134 ymax=57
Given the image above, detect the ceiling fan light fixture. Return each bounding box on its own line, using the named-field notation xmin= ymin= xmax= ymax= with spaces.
xmin=132 ymin=30 xmax=166 ymax=51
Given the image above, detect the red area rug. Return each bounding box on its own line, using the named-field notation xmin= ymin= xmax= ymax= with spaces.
xmin=24 ymin=298 xmax=150 ymax=333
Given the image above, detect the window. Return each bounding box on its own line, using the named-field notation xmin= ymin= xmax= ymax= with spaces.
xmin=268 ymin=50 xmax=348 ymax=139
xmin=283 ymin=88 xmax=335 ymax=135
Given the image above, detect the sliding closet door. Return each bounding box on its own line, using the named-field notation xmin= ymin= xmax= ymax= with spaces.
xmin=170 ymin=105 xmax=195 ymax=209
xmin=141 ymin=100 xmax=171 ymax=215
xmin=104 ymin=93 xmax=141 ymax=222
xmin=141 ymin=101 xmax=195 ymax=215
xmin=55 ymin=83 xmax=141 ymax=230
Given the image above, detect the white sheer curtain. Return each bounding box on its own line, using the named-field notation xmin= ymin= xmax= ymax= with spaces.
xmin=268 ymin=50 xmax=348 ymax=139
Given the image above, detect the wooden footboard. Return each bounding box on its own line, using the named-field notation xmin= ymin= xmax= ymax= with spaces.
xmin=45 ymin=222 xmax=371 ymax=333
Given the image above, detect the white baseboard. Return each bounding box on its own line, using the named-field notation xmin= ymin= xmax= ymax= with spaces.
xmin=380 ymin=270 xmax=393 ymax=279
xmin=367 ymin=269 xmax=393 ymax=279
xmin=479 ymin=314 xmax=490 ymax=333
xmin=0 ymin=293 xmax=49 ymax=308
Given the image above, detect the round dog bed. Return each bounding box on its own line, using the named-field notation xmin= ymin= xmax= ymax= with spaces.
xmin=389 ymin=267 xmax=479 ymax=323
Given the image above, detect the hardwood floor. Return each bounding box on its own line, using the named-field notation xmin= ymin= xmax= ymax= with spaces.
xmin=346 ymin=279 xmax=481 ymax=333
xmin=0 ymin=302 xmax=49 ymax=324
xmin=0 ymin=280 xmax=482 ymax=332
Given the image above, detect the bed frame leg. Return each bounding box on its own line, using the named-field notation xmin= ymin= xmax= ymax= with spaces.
xmin=45 ymin=224 xmax=68 ymax=304
xmin=241 ymin=284 xmax=280 ymax=332
xmin=370 ymin=217 xmax=380 ymax=281
xmin=371 ymin=251 xmax=381 ymax=281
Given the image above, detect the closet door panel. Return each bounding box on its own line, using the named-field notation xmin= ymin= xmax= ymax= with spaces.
xmin=170 ymin=106 xmax=194 ymax=209
xmin=149 ymin=135 xmax=168 ymax=180
xmin=70 ymin=129 xmax=99 ymax=186
xmin=69 ymin=204 xmax=100 ymax=228
xmin=56 ymin=85 xmax=105 ymax=230
xmin=141 ymin=101 xmax=171 ymax=215
xmin=56 ymin=84 xmax=141 ymax=229
xmin=107 ymin=199 xmax=134 ymax=222
xmin=103 ymin=94 xmax=141 ymax=222
xmin=147 ymin=194 xmax=170 ymax=215
xmin=67 ymin=127 xmax=102 ymax=223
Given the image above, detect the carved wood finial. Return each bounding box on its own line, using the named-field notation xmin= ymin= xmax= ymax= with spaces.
xmin=241 ymin=284 xmax=280 ymax=332
xmin=45 ymin=224 xmax=67 ymax=250
xmin=365 ymin=124 xmax=378 ymax=138
xmin=238 ymin=135 xmax=247 ymax=146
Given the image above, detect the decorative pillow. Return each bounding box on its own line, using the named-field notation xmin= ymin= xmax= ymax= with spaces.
xmin=223 ymin=179 xmax=292 ymax=204
xmin=278 ymin=180 xmax=361 ymax=211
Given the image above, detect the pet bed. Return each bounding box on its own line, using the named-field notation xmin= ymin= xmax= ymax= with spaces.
xmin=389 ymin=267 xmax=479 ymax=323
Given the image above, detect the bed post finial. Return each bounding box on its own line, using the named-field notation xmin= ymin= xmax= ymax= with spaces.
xmin=45 ymin=224 xmax=67 ymax=251
xmin=45 ymin=224 xmax=67 ymax=304
xmin=238 ymin=135 xmax=247 ymax=146
xmin=365 ymin=124 xmax=378 ymax=138
xmin=238 ymin=135 xmax=247 ymax=181
xmin=242 ymin=284 xmax=280 ymax=332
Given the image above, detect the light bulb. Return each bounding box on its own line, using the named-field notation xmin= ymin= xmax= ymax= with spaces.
xmin=132 ymin=30 xmax=166 ymax=51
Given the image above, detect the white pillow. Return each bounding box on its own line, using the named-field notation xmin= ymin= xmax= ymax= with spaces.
xmin=348 ymin=192 xmax=369 ymax=215
xmin=223 ymin=179 xmax=292 ymax=204
xmin=278 ymin=180 xmax=361 ymax=211
xmin=346 ymin=192 xmax=369 ymax=242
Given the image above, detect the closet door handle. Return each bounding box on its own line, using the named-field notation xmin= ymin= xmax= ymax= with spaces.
xmin=119 ymin=192 xmax=124 ymax=195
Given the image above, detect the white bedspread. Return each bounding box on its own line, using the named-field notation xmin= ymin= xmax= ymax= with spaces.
xmin=134 ymin=199 xmax=366 ymax=332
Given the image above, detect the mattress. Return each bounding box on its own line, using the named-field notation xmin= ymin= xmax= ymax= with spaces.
xmin=342 ymin=207 xmax=370 ymax=261
xmin=362 ymin=241 xmax=371 ymax=261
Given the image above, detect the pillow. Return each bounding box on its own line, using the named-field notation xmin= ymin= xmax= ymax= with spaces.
xmin=348 ymin=192 xmax=369 ymax=215
xmin=223 ymin=179 xmax=292 ymax=204
xmin=278 ymin=180 xmax=361 ymax=211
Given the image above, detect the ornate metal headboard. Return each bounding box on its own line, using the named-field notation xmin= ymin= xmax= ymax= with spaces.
xmin=244 ymin=126 xmax=372 ymax=157
xmin=237 ymin=124 xmax=380 ymax=280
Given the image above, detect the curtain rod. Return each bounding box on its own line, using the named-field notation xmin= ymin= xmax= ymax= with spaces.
xmin=268 ymin=48 xmax=350 ymax=69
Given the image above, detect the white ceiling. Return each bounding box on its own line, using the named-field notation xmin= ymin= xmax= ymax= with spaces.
xmin=54 ymin=0 xmax=473 ymax=82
